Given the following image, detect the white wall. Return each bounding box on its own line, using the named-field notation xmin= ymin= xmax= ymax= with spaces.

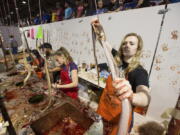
xmin=0 ymin=26 xmax=22 ymax=57
xmin=1 ymin=3 xmax=180 ymax=121
xmin=0 ymin=26 xmax=22 ymax=48
xmin=146 ymin=3 xmax=180 ymax=121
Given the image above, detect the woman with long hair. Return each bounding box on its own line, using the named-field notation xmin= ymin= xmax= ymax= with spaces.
xmin=97 ymin=33 xmax=150 ymax=135
xmin=52 ymin=47 xmax=78 ymax=99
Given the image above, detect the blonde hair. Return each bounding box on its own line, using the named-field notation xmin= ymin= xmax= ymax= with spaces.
xmin=54 ymin=47 xmax=73 ymax=63
xmin=115 ymin=33 xmax=143 ymax=75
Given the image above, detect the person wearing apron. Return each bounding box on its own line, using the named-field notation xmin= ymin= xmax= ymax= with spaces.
xmin=52 ymin=47 xmax=78 ymax=99
xmin=97 ymin=33 xmax=150 ymax=135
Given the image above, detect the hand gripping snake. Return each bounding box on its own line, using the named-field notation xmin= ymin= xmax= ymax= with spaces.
xmin=91 ymin=19 xmax=132 ymax=135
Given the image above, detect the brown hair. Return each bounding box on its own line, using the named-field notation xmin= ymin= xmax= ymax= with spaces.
xmin=54 ymin=47 xmax=73 ymax=63
xmin=138 ymin=121 xmax=165 ymax=135
xmin=115 ymin=33 xmax=143 ymax=75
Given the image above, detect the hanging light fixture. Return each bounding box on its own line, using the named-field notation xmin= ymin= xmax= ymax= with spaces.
xmin=22 ymin=1 xmax=27 ymax=4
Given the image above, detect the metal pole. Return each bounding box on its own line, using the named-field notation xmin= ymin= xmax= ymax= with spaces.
xmin=0 ymin=7 xmax=5 ymax=25
xmin=6 ymin=0 xmax=12 ymax=25
xmin=2 ymin=0 xmax=8 ymax=25
xmin=13 ymin=0 xmax=21 ymax=26
xmin=39 ymin=0 xmax=42 ymax=24
xmin=27 ymin=0 xmax=32 ymax=25
xmin=148 ymin=3 xmax=168 ymax=78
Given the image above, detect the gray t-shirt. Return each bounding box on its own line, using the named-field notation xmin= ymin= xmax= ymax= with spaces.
xmin=10 ymin=38 xmax=18 ymax=48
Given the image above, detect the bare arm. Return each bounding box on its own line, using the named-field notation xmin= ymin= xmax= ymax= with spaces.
xmin=113 ymin=79 xmax=150 ymax=107
xmin=49 ymin=67 xmax=61 ymax=72
xmin=132 ymin=85 xmax=150 ymax=107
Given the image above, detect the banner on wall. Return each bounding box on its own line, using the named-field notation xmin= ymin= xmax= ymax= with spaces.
xmin=36 ymin=26 xmax=43 ymax=39
xmin=30 ymin=28 xmax=35 ymax=39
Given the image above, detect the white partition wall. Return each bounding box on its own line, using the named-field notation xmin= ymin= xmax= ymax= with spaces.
xmin=0 ymin=26 xmax=22 ymax=48
xmin=146 ymin=3 xmax=180 ymax=121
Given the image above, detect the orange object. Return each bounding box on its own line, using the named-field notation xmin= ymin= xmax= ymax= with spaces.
xmin=36 ymin=71 xmax=43 ymax=79
xmin=97 ymin=76 xmax=132 ymax=135
xmin=134 ymin=106 xmax=147 ymax=115
xmin=97 ymin=76 xmax=122 ymax=121
xmin=32 ymin=58 xmax=44 ymax=79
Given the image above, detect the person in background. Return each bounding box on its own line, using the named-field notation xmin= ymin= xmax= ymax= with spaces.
xmin=9 ymin=35 xmax=19 ymax=55
xmin=135 ymin=0 xmax=151 ymax=8
xmin=95 ymin=0 xmax=108 ymax=15
xmin=33 ymin=14 xmax=41 ymax=25
xmin=169 ymin=0 xmax=180 ymax=3
xmin=83 ymin=0 xmax=95 ymax=16
xmin=96 ymin=31 xmax=150 ymax=135
xmin=138 ymin=121 xmax=165 ymax=135
xmin=64 ymin=1 xmax=74 ymax=19
xmin=39 ymin=42 xmax=60 ymax=82
xmin=39 ymin=42 xmax=53 ymax=59
xmin=52 ymin=47 xmax=78 ymax=99
xmin=56 ymin=5 xmax=64 ymax=21
xmin=51 ymin=9 xmax=57 ymax=22
xmin=76 ymin=0 xmax=84 ymax=18
xmin=107 ymin=0 xmax=121 ymax=12
xmin=42 ymin=11 xmax=51 ymax=24
xmin=122 ymin=0 xmax=140 ymax=10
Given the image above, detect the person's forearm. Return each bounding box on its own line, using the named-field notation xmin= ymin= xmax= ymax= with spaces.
xmin=49 ymin=67 xmax=60 ymax=72
xmin=132 ymin=92 xmax=150 ymax=107
xmin=56 ymin=82 xmax=78 ymax=89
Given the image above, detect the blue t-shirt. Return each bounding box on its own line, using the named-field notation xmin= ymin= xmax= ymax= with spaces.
xmin=64 ymin=7 xmax=73 ymax=19
xmin=61 ymin=62 xmax=78 ymax=79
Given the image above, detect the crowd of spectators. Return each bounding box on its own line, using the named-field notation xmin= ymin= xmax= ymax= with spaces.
xmin=22 ymin=0 xmax=180 ymax=26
